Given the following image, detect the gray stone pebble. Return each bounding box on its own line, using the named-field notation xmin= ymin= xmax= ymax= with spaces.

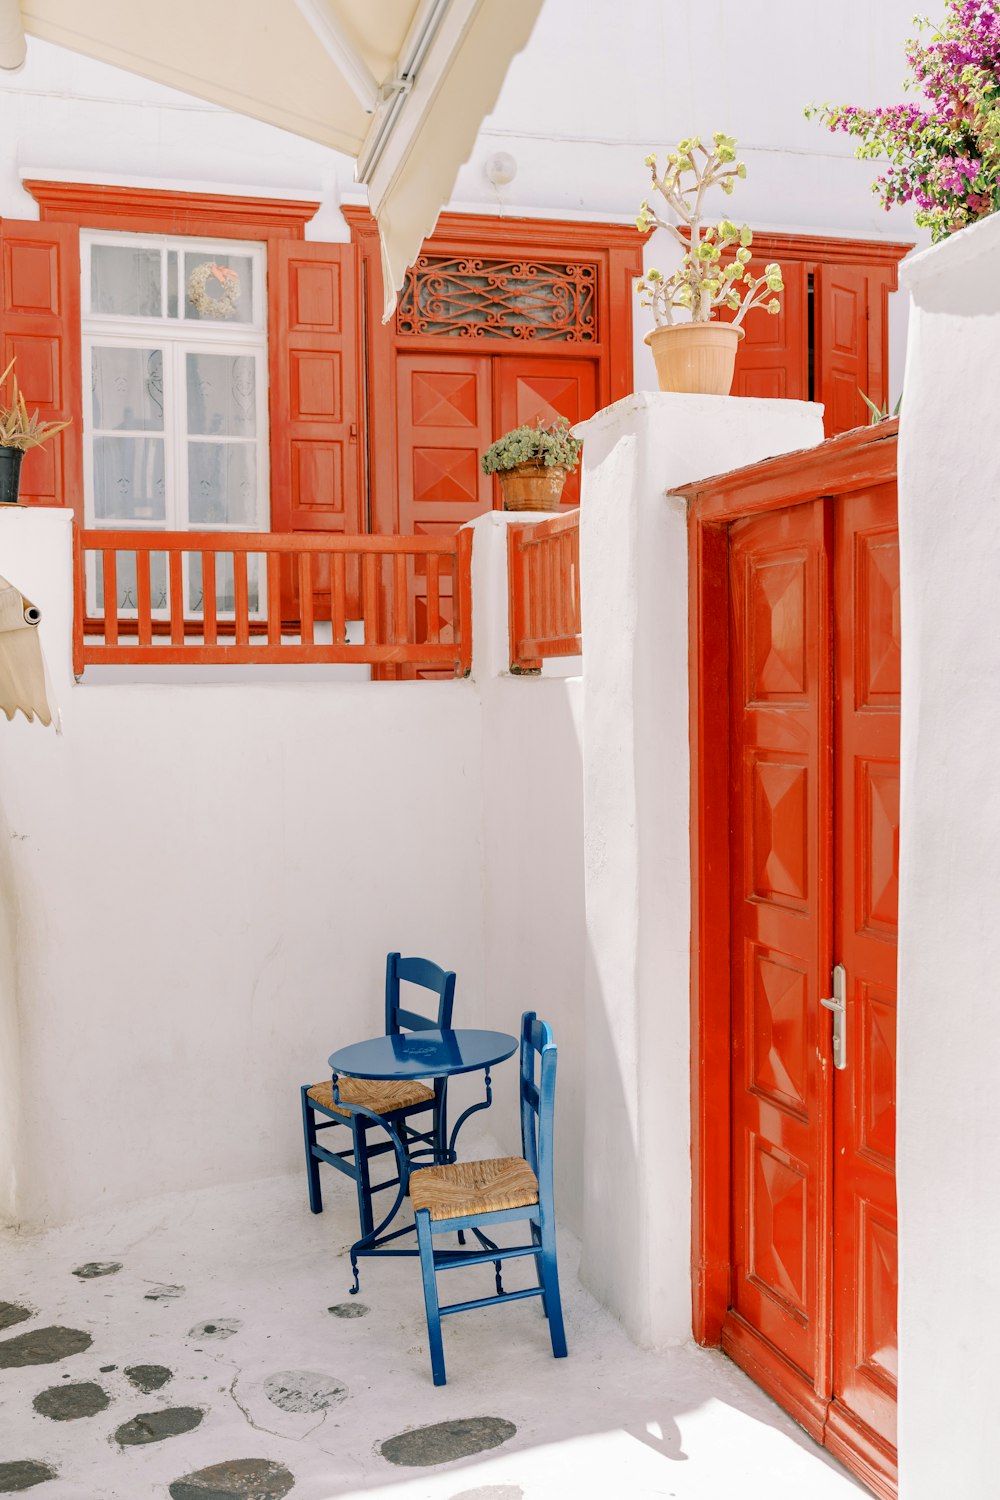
xmin=32 ymin=1381 xmax=109 ymax=1421
xmin=167 ymin=1458 xmax=295 ymax=1499
xmin=0 ymin=1327 xmax=93 ymax=1369
xmin=379 ymin=1416 xmax=517 ymax=1467
xmin=114 ymin=1407 xmax=205 ymax=1446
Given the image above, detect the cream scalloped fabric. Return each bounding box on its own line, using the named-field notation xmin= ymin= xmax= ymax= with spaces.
xmin=0 ymin=574 xmax=52 ymax=726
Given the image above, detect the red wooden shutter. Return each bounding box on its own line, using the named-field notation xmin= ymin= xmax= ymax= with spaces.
xmin=268 ymin=240 xmax=363 ymax=537
xmin=0 ymin=219 xmax=83 ymax=511
xmin=815 ymin=264 xmax=870 ymax=437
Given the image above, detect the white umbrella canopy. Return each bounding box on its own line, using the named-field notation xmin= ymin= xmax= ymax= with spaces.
xmin=5 ymin=0 xmax=542 ymax=313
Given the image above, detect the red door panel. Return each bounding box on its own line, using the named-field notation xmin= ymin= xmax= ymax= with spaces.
xmin=495 ymin=357 xmax=598 ymax=508
xmin=722 ymin=260 xmax=809 ymax=402
xmin=827 ymin=484 xmax=900 ymax=1482
xmin=0 ymin=220 xmax=83 ymax=511
xmin=395 ymin=354 xmax=494 ymax=537
xmin=727 ymin=499 xmax=832 ymax=1390
xmin=816 ymin=265 xmax=870 ymax=438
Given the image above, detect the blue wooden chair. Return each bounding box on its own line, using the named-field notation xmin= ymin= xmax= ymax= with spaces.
xmin=300 ymin=953 xmax=456 ymax=1233
xmin=409 ymin=1011 xmax=567 ymax=1386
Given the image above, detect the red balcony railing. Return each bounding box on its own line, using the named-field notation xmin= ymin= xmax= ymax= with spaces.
xmin=507 ymin=511 xmax=582 ymax=672
xmin=73 ymin=528 xmax=473 ymax=677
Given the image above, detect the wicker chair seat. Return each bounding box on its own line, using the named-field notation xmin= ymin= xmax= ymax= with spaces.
xmin=307 ymin=1076 xmax=434 ymax=1120
xmin=410 ymin=1156 xmax=539 ymax=1222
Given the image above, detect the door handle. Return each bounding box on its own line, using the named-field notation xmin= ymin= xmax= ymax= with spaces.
xmin=820 ymin=963 xmax=847 ymax=1071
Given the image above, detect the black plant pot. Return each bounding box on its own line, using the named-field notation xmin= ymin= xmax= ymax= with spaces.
xmin=0 ymin=447 xmax=23 ymax=504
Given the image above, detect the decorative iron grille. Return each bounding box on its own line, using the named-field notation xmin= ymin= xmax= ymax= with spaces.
xmin=397 ymin=255 xmax=597 ymax=341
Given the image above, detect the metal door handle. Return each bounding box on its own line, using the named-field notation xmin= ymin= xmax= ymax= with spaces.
xmin=820 ymin=963 xmax=847 ymax=1071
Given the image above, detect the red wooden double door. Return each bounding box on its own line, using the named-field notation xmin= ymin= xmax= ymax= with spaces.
xmin=726 ymin=482 xmax=899 ymax=1495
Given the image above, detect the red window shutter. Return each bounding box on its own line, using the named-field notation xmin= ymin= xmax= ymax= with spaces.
xmin=268 ymin=240 xmax=363 ymax=537
xmin=0 ymin=219 xmax=83 ymax=511
xmin=815 ymin=263 xmax=870 ymax=437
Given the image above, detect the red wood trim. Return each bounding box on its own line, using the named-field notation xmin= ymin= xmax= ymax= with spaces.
xmin=689 ymin=515 xmax=731 ymax=1346
xmin=725 ymin=230 xmax=912 ymax=268
xmin=678 ymin=421 xmax=898 ymax=522
xmin=456 ymin=526 xmax=474 ymax=678
xmin=78 ymin=641 xmax=461 ymax=667
xmin=72 ymin=523 xmax=84 ymax=677
xmin=343 ymin=204 xmax=649 ymax=255
xmin=721 ymin=1314 xmax=830 ymax=1442
xmin=824 ymin=1401 xmax=898 ymax=1500
xmin=78 ymin=528 xmax=460 ymax=555
xmin=25 ymin=180 xmax=319 ymax=239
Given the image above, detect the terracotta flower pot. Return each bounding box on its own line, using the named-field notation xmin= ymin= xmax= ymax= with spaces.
xmin=644 ymin=322 xmax=745 ymax=397
xmin=498 ymin=462 xmax=568 ymax=512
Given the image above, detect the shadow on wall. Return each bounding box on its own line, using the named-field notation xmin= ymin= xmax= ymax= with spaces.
xmin=0 ymin=799 xmax=21 ymax=1224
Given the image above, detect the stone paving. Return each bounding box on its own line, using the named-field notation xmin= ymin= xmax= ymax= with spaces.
xmin=0 ymin=1155 xmax=866 ymax=1499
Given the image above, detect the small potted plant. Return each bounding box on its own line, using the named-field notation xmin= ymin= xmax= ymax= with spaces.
xmin=481 ymin=418 xmax=582 ymax=511
xmin=636 ymin=133 xmax=784 ymax=396
xmin=0 ymin=358 xmax=72 ymax=504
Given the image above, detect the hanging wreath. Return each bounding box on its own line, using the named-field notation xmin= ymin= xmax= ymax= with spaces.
xmin=186 ymin=261 xmax=242 ymax=320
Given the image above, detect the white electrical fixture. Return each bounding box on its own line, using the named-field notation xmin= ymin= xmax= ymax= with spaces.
xmin=485 ymin=152 xmax=518 ymax=188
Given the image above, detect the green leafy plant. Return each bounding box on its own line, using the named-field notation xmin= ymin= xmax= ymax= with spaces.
xmin=481 ymin=418 xmax=582 ymax=475
xmin=859 ymin=388 xmax=903 ymax=424
xmin=0 ymin=359 xmax=71 ymax=451
xmin=635 ymin=133 xmax=784 ymax=327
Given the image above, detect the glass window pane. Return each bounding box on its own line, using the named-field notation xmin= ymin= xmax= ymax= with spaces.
xmin=187 ymin=353 xmax=256 ymax=437
xmin=93 ymin=436 xmax=165 ymax=522
xmin=188 ymin=442 xmax=256 ymax=526
xmin=91 ymin=245 xmax=162 ymax=318
xmin=187 ymin=553 xmax=261 ymax=616
xmin=167 ymin=251 xmax=179 ymax=319
xmin=183 ymin=253 xmax=254 ymax=323
xmin=95 ymin=550 xmax=168 ymax=614
xmin=91 ymin=347 xmax=164 ymax=431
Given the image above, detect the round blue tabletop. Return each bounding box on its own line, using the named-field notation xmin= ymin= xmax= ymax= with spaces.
xmin=328 ymin=1028 xmax=517 ymax=1082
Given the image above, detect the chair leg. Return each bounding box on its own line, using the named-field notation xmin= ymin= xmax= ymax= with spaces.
xmin=538 ymin=1226 xmax=567 ymax=1360
xmin=301 ymin=1089 xmax=323 ymax=1215
xmin=415 ymin=1210 xmax=447 ymax=1386
xmin=531 ymin=1219 xmax=548 ymax=1318
xmin=352 ymin=1115 xmax=375 ymax=1238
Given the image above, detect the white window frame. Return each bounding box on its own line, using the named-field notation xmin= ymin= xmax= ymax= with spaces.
xmin=81 ymin=230 xmax=270 ymax=617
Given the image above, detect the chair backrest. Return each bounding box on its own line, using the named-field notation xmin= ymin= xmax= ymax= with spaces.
xmin=385 ymin=952 xmax=457 ymax=1035
xmin=519 ymin=1011 xmax=557 ymax=1220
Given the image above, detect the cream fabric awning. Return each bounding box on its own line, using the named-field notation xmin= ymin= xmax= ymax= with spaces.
xmin=8 ymin=0 xmax=542 ymax=313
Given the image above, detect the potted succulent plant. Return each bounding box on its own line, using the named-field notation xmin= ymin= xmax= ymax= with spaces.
xmin=636 ymin=133 xmax=784 ymax=396
xmin=481 ymin=418 xmax=582 ymax=512
xmin=0 ymin=358 xmax=71 ymax=504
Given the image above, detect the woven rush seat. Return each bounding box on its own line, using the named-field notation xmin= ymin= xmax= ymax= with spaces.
xmin=307 ymin=1076 xmax=435 ymax=1119
xmin=410 ymin=1156 xmax=539 ymax=1221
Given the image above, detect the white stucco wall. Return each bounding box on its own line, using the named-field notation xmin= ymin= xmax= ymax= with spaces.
xmin=0 ymin=0 xmax=927 ymax=396
xmin=896 ymin=214 xmax=1000 ymax=1499
xmin=574 ymin=392 xmax=825 ymax=1349
xmin=471 ymin=513 xmax=587 ymax=1233
xmin=0 ymin=508 xmax=588 ymax=1232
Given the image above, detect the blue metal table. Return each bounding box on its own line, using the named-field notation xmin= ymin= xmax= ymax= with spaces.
xmin=327 ymin=1027 xmax=518 ymax=1293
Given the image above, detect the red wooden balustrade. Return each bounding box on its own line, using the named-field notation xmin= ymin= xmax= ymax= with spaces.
xmin=73 ymin=529 xmax=473 ymax=677
xmin=507 ymin=511 xmax=582 ymax=672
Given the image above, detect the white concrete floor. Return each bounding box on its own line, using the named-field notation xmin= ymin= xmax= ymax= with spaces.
xmin=1 ymin=1150 xmax=865 ymax=1500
